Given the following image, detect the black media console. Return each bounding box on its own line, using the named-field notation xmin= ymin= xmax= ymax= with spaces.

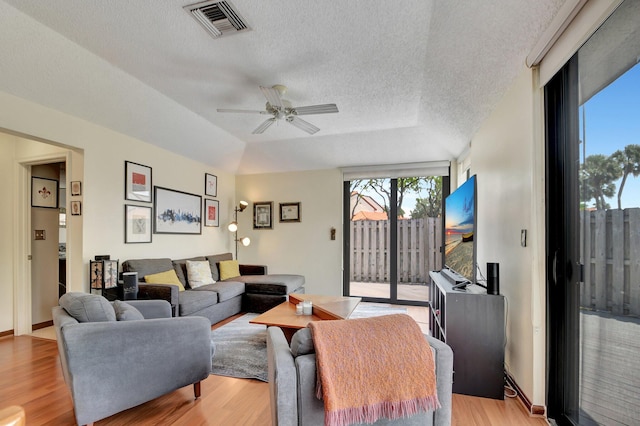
xmin=429 ymin=270 xmax=505 ymax=399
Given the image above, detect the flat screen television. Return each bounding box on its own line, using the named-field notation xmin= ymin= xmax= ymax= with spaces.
xmin=444 ymin=175 xmax=477 ymax=285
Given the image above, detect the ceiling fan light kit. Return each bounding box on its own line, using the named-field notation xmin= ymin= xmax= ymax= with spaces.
xmin=217 ymin=85 xmax=339 ymax=135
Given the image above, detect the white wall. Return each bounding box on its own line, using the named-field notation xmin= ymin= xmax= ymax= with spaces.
xmin=0 ymin=90 xmax=235 ymax=333
xmin=470 ymin=66 xmax=546 ymax=407
xmin=236 ymin=170 xmax=343 ymax=296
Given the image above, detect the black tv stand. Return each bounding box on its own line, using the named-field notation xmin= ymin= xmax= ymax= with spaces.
xmin=429 ymin=270 xmax=505 ymax=399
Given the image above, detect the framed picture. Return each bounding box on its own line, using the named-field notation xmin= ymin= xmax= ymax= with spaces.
xmin=205 ymin=173 xmax=217 ymax=197
xmin=70 ymin=181 xmax=82 ymax=196
xmin=89 ymin=260 xmax=103 ymax=290
xmin=253 ymin=201 xmax=273 ymax=229
xmin=154 ymin=186 xmax=202 ymax=234
xmin=70 ymin=201 xmax=82 ymax=216
xmin=31 ymin=177 xmax=58 ymax=209
xmin=125 ymin=161 xmax=152 ymax=203
xmin=204 ymin=199 xmax=220 ymax=227
xmin=280 ymin=202 xmax=301 ymax=222
xmin=125 ymin=204 xmax=152 ymax=243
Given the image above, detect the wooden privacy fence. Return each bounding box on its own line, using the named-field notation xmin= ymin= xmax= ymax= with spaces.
xmin=350 ymin=218 xmax=442 ymax=283
xmin=580 ymin=208 xmax=640 ymax=317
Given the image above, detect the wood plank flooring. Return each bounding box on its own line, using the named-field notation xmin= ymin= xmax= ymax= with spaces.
xmin=0 ymin=313 xmax=548 ymax=425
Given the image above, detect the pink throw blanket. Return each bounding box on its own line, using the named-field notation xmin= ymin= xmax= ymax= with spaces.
xmin=309 ymin=314 xmax=439 ymax=426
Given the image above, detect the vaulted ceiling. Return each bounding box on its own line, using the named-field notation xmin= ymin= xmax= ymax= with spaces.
xmin=0 ymin=0 xmax=564 ymax=174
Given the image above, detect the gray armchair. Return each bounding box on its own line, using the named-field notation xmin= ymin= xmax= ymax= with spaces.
xmin=52 ymin=293 xmax=212 ymax=426
xmin=267 ymin=326 xmax=453 ymax=426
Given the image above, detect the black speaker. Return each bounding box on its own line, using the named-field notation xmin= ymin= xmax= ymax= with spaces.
xmin=487 ymin=262 xmax=499 ymax=295
xmin=122 ymin=272 xmax=139 ymax=300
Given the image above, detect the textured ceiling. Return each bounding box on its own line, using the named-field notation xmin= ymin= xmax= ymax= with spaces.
xmin=0 ymin=0 xmax=564 ymax=175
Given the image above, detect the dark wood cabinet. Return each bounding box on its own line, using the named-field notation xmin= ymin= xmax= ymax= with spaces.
xmin=429 ymin=271 xmax=505 ymax=399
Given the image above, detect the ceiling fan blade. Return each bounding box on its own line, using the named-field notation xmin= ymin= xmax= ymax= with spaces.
xmin=287 ymin=116 xmax=320 ymax=135
xmin=217 ymin=108 xmax=267 ymax=114
xmin=252 ymin=118 xmax=276 ymax=134
xmin=260 ymin=86 xmax=283 ymax=108
xmin=293 ymin=104 xmax=339 ymax=115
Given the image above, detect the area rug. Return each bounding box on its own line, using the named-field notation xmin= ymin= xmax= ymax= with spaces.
xmin=209 ymin=304 xmax=408 ymax=382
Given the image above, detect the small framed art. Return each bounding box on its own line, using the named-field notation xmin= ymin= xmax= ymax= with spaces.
xmin=125 ymin=161 xmax=152 ymax=203
xmin=31 ymin=176 xmax=58 ymax=209
xmin=125 ymin=204 xmax=152 ymax=243
xmin=253 ymin=201 xmax=273 ymax=230
xmin=204 ymin=199 xmax=220 ymax=227
xmin=280 ymin=202 xmax=301 ymax=222
xmin=70 ymin=181 xmax=82 ymax=196
xmin=205 ymin=173 xmax=217 ymax=197
xmin=70 ymin=201 xmax=82 ymax=216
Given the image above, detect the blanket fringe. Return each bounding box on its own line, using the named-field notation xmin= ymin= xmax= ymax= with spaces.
xmin=325 ymin=395 xmax=441 ymax=426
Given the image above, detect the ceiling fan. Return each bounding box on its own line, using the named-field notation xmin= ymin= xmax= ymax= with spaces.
xmin=217 ymin=85 xmax=339 ymax=135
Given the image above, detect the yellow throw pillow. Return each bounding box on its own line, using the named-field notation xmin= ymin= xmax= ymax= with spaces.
xmin=219 ymin=260 xmax=240 ymax=281
xmin=144 ymin=269 xmax=185 ymax=292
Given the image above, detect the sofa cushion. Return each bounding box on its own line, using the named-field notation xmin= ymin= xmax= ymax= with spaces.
xmin=178 ymin=289 xmax=218 ymax=316
xmin=186 ymin=260 xmax=215 ymax=288
xmin=191 ymin=281 xmax=245 ymax=302
xmin=239 ymin=274 xmax=305 ymax=295
xmin=290 ymin=327 xmax=315 ymax=356
xmin=172 ymin=256 xmax=206 ymax=289
xmin=122 ymin=258 xmax=173 ymax=281
xmin=205 ymin=253 xmax=233 ymax=281
xmin=112 ymin=300 xmax=144 ymax=321
xmin=59 ymin=292 xmax=116 ymax=323
xmin=144 ymin=269 xmax=185 ymax=292
xmin=219 ymin=260 xmax=240 ymax=280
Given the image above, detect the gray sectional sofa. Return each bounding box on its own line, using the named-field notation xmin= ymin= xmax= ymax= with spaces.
xmin=122 ymin=252 xmax=305 ymax=325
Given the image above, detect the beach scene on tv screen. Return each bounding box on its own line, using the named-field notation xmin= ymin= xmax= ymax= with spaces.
xmin=445 ymin=177 xmax=475 ymax=281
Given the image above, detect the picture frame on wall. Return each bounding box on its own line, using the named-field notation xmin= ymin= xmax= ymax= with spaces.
xmin=154 ymin=186 xmax=202 ymax=234
xmin=125 ymin=161 xmax=152 ymax=203
xmin=204 ymin=199 xmax=220 ymax=227
xmin=70 ymin=201 xmax=82 ymax=216
xmin=279 ymin=202 xmax=301 ymax=222
xmin=31 ymin=176 xmax=59 ymax=209
xmin=253 ymin=201 xmax=273 ymax=229
xmin=205 ymin=173 xmax=217 ymax=197
xmin=125 ymin=204 xmax=152 ymax=243
xmin=70 ymin=181 xmax=82 ymax=196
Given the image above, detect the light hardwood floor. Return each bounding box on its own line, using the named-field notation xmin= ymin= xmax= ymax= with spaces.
xmin=0 ymin=314 xmax=548 ymax=425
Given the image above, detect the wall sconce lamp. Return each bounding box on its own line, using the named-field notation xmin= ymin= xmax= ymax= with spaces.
xmin=229 ymin=201 xmax=250 ymax=258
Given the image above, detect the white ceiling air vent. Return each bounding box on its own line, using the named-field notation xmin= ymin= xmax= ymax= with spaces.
xmin=185 ymin=1 xmax=249 ymax=38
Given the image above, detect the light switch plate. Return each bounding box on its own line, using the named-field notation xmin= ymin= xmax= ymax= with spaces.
xmin=34 ymin=230 xmax=46 ymax=240
xmin=521 ymin=229 xmax=527 ymax=247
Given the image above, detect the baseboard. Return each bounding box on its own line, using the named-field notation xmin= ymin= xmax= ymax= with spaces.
xmin=32 ymin=320 xmax=53 ymax=331
xmin=0 ymin=329 xmax=14 ymax=338
xmin=505 ymin=371 xmax=546 ymax=417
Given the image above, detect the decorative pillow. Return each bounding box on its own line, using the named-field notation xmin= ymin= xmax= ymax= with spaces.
xmin=144 ymin=269 xmax=186 ymax=291
xmin=219 ymin=260 xmax=241 ymax=281
xmin=59 ymin=292 xmax=116 ymax=323
xmin=291 ymin=327 xmax=315 ymax=356
xmin=112 ymin=300 xmax=144 ymax=321
xmin=186 ymin=260 xmax=215 ymax=288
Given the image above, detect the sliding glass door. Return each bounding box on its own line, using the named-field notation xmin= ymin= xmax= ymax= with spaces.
xmin=343 ymin=174 xmax=445 ymax=305
xmin=546 ymin=2 xmax=640 ymax=424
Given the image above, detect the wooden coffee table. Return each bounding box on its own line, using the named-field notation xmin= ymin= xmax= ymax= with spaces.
xmin=250 ymin=293 xmax=361 ymax=342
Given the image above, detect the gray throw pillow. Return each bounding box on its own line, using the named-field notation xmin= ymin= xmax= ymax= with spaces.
xmin=290 ymin=327 xmax=315 ymax=356
xmin=59 ymin=292 xmax=116 ymax=323
xmin=113 ymin=300 xmax=144 ymax=321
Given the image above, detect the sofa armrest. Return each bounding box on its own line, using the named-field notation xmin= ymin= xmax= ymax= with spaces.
xmin=267 ymin=327 xmax=298 ymax=426
xmin=137 ymin=283 xmax=179 ymax=314
xmin=240 ymin=264 xmax=268 ymax=275
xmin=426 ymin=335 xmax=454 ymax=426
xmin=59 ymin=316 xmax=211 ymax=425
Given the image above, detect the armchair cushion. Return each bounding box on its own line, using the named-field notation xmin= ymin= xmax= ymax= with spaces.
xmin=219 ymin=260 xmax=241 ymax=280
xmin=291 ymin=328 xmax=315 ymax=356
xmin=59 ymin=292 xmax=116 ymax=323
xmin=144 ymin=269 xmax=185 ymax=291
xmin=113 ymin=300 xmax=144 ymax=321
